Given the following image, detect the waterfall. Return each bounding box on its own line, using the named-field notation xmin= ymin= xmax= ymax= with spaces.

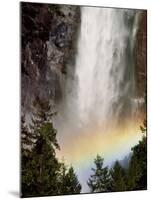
xmin=63 ymin=7 xmax=139 ymax=130
xmin=54 ymin=7 xmax=141 ymax=193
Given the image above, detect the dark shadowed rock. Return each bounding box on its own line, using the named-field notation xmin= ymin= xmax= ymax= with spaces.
xmin=21 ymin=2 xmax=80 ymax=114
xmin=135 ymin=11 xmax=147 ymax=98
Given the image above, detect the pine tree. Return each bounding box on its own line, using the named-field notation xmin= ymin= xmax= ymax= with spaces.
xmin=127 ymin=121 xmax=147 ymax=190
xmin=21 ymin=100 xmax=82 ymax=197
xmin=127 ymin=90 xmax=147 ymax=191
xmin=64 ymin=166 xmax=81 ymax=194
xmin=21 ymin=101 xmax=61 ymax=197
xmin=87 ymin=155 xmax=111 ymax=192
xmin=58 ymin=163 xmax=81 ymax=195
xmin=110 ymin=161 xmax=127 ymax=192
xmin=21 ymin=115 xmax=37 ymax=196
xmin=21 ymin=115 xmax=37 ymax=151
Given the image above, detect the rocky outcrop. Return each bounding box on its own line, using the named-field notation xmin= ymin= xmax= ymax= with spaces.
xmin=135 ymin=11 xmax=147 ymax=98
xmin=21 ymin=2 xmax=80 ymax=113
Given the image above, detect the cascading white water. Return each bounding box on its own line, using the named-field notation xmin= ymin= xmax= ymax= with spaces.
xmin=54 ymin=7 xmax=141 ymax=193
xmin=55 ymin=6 xmax=140 ymax=138
xmin=71 ymin=7 xmax=139 ymax=128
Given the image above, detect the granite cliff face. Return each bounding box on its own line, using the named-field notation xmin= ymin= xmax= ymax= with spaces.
xmin=21 ymin=4 xmax=147 ymax=116
xmin=21 ymin=3 xmax=80 ymax=113
xmin=135 ymin=11 xmax=147 ymax=98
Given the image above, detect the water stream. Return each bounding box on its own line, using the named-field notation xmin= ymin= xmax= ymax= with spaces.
xmin=55 ymin=7 xmax=141 ymax=193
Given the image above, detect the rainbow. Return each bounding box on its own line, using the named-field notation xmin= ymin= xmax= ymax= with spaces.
xmin=56 ymin=117 xmax=143 ymax=170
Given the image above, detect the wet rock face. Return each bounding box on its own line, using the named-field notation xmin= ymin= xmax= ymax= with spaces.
xmin=21 ymin=3 xmax=147 ymax=116
xmin=21 ymin=2 xmax=80 ymax=113
xmin=135 ymin=11 xmax=147 ymax=98
xmin=51 ymin=22 xmax=69 ymax=48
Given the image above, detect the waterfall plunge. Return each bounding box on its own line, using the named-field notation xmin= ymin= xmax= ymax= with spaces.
xmin=64 ymin=7 xmax=140 ymax=130
xmin=55 ymin=7 xmax=141 ymax=193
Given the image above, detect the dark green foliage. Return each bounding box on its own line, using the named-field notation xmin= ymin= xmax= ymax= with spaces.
xmin=126 ymin=90 xmax=147 ymax=190
xmin=110 ymin=161 xmax=127 ymax=191
xmin=28 ymin=124 xmax=60 ymax=196
xmin=21 ymin=115 xmax=37 ymax=149
xmin=21 ymin=101 xmax=81 ymax=197
xmin=127 ymin=135 xmax=147 ymax=190
xmin=21 ymin=111 xmax=61 ymax=197
xmin=58 ymin=163 xmax=81 ymax=195
xmin=65 ymin=166 xmax=81 ymax=194
xmin=87 ymin=155 xmax=111 ymax=192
